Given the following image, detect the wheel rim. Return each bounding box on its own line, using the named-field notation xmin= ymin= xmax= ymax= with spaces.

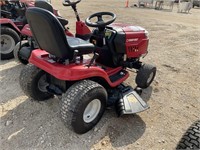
xmin=83 ymin=99 xmax=101 ymax=123
xmin=0 ymin=35 xmax=15 ymax=54
xmin=147 ymin=72 xmax=154 ymax=84
xmin=38 ymin=74 xmax=49 ymax=92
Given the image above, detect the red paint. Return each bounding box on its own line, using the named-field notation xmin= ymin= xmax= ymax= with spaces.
xmin=29 ymin=49 xmax=129 ymax=87
xmin=53 ymin=9 xmax=59 ymax=17
xmin=125 ymin=32 xmax=148 ymax=58
xmin=21 ymin=24 xmax=32 ymax=36
xmin=65 ymin=30 xmax=74 ymax=37
xmin=110 ymin=23 xmax=149 ymax=58
xmin=76 ymin=21 xmax=91 ymax=35
xmin=0 ymin=18 xmax=21 ymax=32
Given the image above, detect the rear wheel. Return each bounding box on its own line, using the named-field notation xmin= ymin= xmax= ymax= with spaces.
xmin=14 ymin=40 xmax=29 ymax=65
xmin=19 ymin=64 xmax=54 ymax=101
xmin=0 ymin=27 xmax=20 ymax=60
xmin=60 ymin=80 xmax=107 ymax=134
xmin=176 ymin=120 xmax=200 ymax=149
xmin=136 ymin=64 xmax=156 ymax=88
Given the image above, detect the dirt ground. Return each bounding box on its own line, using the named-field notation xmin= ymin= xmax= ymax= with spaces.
xmin=0 ymin=0 xmax=200 ymax=149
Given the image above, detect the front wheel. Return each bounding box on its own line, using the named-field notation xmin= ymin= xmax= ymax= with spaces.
xmin=136 ymin=64 xmax=156 ymax=88
xmin=60 ymin=80 xmax=107 ymax=134
xmin=0 ymin=26 xmax=20 ymax=60
xmin=19 ymin=64 xmax=54 ymax=101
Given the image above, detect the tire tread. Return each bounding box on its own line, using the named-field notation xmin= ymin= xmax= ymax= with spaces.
xmin=20 ymin=64 xmax=53 ymax=100
xmin=60 ymin=80 xmax=107 ymax=133
xmin=135 ymin=63 xmax=156 ymax=88
xmin=176 ymin=120 xmax=200 ymax=149
xmin=1 ymin=26 xmax=20 ymax=60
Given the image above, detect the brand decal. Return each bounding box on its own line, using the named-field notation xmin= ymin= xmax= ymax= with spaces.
xmin=126 ymin=38 xmax=138 ymax=42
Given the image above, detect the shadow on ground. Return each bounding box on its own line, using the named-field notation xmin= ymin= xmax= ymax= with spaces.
xmin=1 ymin=93 xmax=148 ymax=149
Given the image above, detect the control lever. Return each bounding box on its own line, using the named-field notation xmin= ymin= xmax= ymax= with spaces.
xmin=87 ymin=53 xmax=99 ymax=68
xmin=72 ymin=50 xmax=79 ymax=62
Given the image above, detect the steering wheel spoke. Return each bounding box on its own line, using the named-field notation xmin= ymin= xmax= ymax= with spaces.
xmin=97 ymin=15 xmax=103 ymax=22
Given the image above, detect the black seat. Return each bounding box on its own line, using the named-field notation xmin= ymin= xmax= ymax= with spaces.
xmin=34 ymin=1 xmax=68 ymax=26
xmin=26 ymin=7 xmax=94 ymax=60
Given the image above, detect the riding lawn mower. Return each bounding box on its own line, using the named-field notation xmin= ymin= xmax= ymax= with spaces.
xmin=0 ymin=0 xmax=58 ymax=60
xmin=19 ymin=0 xmax=157 ymax=134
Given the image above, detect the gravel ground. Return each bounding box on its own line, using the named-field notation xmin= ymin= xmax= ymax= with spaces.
xmin=0 ymin=0 xmax=200 ymax=149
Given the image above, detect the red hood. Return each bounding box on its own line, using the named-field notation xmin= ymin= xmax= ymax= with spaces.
xmin=109 ymin=23 xmax=146 ymax=32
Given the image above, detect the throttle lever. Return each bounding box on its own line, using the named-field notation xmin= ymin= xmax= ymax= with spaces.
xmin=87 ymin=53 xmax=99 ymax=68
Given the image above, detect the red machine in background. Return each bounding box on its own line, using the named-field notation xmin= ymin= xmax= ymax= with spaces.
xmin=0 ymin=0 xmax=57 ymax=60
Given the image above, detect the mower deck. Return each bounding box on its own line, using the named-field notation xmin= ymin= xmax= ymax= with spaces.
xmin=117 ymin=86 xmax=149 ymax=116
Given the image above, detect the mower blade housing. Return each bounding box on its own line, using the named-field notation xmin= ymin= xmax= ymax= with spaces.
xmin=117 ymin=89 xmax=149 ymax=116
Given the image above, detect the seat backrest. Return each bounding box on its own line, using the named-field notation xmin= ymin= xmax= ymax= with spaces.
xmin=34 ymin=1 xmax=53 ymax=13
xmin=26 ymin=7 xmax=72 ymax=59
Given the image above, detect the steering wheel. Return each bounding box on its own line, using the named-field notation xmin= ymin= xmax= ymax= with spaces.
xmin=85 ymin=12 xmax=116 ymax=28
xmin=62 ymin=0 xmax=81 ymax=6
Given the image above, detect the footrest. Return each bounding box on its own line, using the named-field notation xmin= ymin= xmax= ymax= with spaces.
xmin=117 ymin=88 xmax=149 ymax=116
xmin=109 ymin=70 xmax=128 ymax=83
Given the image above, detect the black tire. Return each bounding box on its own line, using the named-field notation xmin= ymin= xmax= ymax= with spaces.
xmin=136 ymin=64 xmax=156 ymax=88
xmin=176 ymin=120 xmax=200 ymax=149
xmin=14 ymin=40 xmax=29 ymax=65
xmin=19 ymin=64 xmax=54 ymax=101
xmin=0 ymin=26 xmax=20 ymax=60
xmin=60 ymin=80 xmax=107 ymax=134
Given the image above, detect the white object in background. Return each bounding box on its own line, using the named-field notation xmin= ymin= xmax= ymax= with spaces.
xmin=178 ymin=1 xmax=193 ymax=13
